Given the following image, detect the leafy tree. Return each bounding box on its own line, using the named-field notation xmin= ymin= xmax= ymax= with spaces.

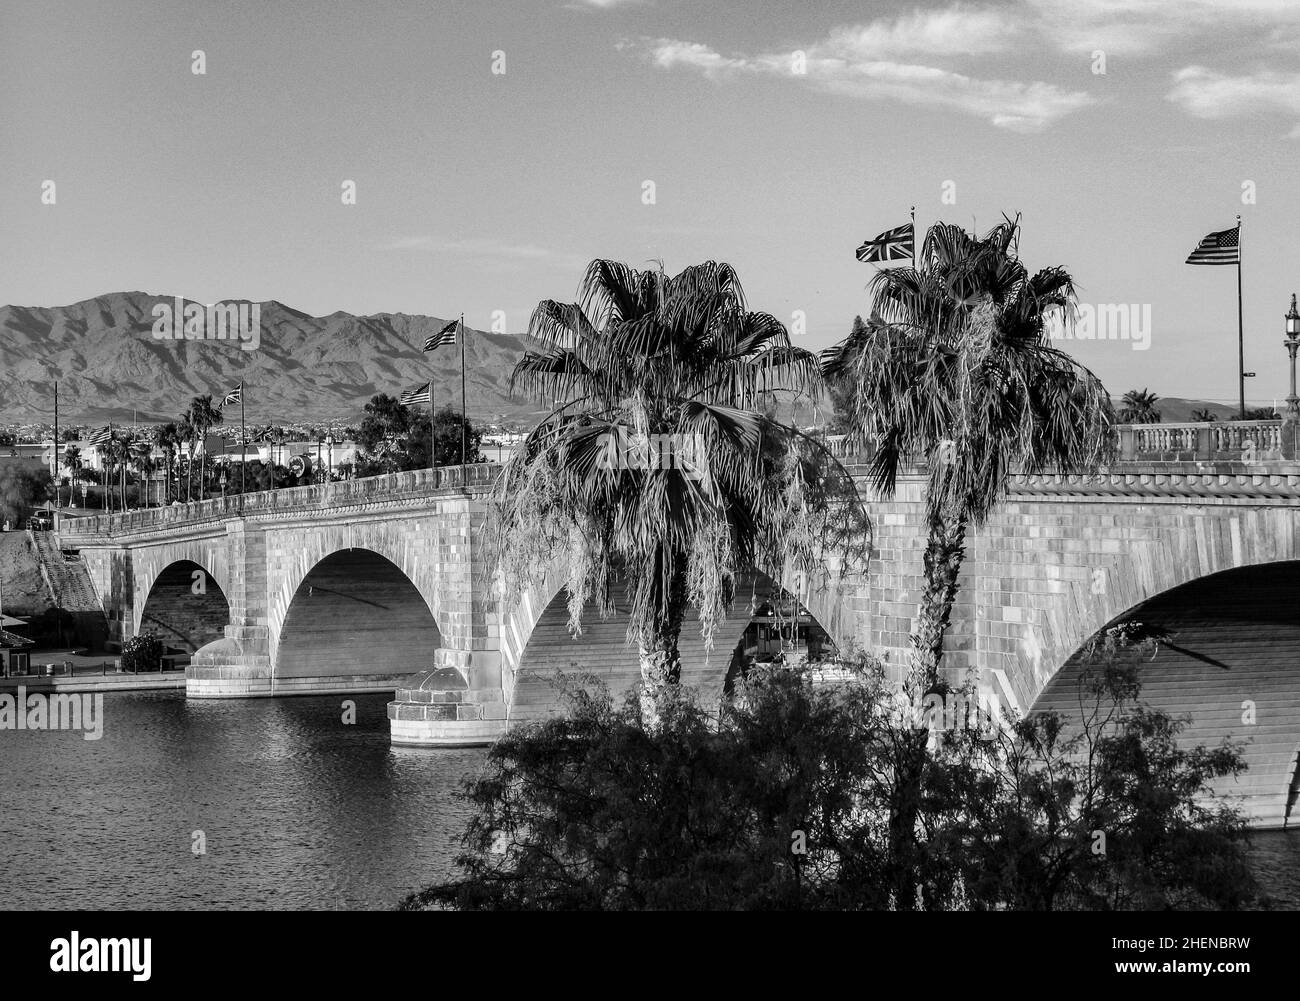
xmin=355 ymin=396 xmax=485 ymax=476
xmin=409 ymin=655 xmax=1256 ymax=911
xmin=822 ymin=215 xmax=1114 ymax=906
xmin=0 ymin=465 xmax=53 ymax=526
xmin=1229 ymin=406 xmax=1277 ymax=421
xmin=493 ymin=259 xmax=870 ymax=727
xmin=121 ymin=633 xmax=164 ymax=672
xmin=1191 ymin=408 xmax=1217 ymax=423
xmin=1118 ymin=388 xmax=1161 ymax=424
xmin=933 ymin=627 xmax=1255 ymax=910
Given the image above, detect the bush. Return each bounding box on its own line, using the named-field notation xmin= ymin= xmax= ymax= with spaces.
xmin=405 ymin=654 xmax=1258 ymax=911
xmin=121 ymin=633 xmax=163 ymax=673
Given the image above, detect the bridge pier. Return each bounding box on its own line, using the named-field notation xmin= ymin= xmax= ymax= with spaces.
xmin=388 ymin=648 xmax=508 ymax=747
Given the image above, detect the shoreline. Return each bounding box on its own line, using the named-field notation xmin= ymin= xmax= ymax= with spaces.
xmin=0 ymin=671 xmax=186 ymax=694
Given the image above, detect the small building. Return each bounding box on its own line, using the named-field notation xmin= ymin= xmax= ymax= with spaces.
xmin=0 ymin=629 xmax=34 ymax=677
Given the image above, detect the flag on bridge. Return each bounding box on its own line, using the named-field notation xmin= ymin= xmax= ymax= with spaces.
xmin=400 ymin=382 xmax=431 ymax=406
xmin=856 ymin=222 xmax=914 ymax=264
xmin=423 ymin=320 xmax=458 ymax=351
xmin=1185 ymin=225 xmax=1240 ymax=265
xmin=220 ymin=383 xmax=242 ymax=408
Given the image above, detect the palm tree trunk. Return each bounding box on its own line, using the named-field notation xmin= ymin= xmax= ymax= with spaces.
xmin=637 ymin=566 xmax=688 ymax=730
xmin=890 ymin=504 xmax=969 ymax=911
xmin=908 ymin=506 xmax=969 ymax=693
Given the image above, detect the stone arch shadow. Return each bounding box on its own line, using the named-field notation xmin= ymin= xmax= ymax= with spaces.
xmin=1032 ymin=560 xmax=1300 ymax=828
xmin=272 ymin=547 xmax=443 ymax=685
xmin=136 ymin=558 xmax=231 ymax=656
xmin=503 ymin=569 xmax=847 ymax=724
xmin=984 ymin=505 xmax=1300 ymax=713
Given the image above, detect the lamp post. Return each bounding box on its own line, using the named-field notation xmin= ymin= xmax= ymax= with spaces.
xmin=1285 ymin=293 xmax=1300 ymax=418
xmin=325 ymin=434 xmax=335 ymax=482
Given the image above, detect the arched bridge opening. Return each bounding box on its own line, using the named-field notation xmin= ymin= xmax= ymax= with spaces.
xmin=138 ymin=560 xmax=230 ymax=658
xmin=275 ymin=548 xmax=442 ymax=685
xmin=1033 ymin=560 xmax=1300 ymax=828
xmin=508 ymin=571 xmax=841 ymax=723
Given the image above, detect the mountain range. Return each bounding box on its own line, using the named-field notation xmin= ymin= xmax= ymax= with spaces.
xmin=0 ymin=292 xmax=1270 ymax=427
xmin=0 ymin=293 xmax=541 ymax=424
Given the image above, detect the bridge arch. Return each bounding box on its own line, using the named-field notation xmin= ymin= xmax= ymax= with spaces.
xmin=273 ymin=547 xmax=443 ymax=683
xmin=131 ymin=540 xmax=231 ymax=640
xmin=504 ymin=570 xmax=846 ymax=723
xmin=136 ymin=558 xmax=231 ymax=655
xmin=1031 ymin=560 xmax=1300 ymax=827
xmin=973 ymin=501 xmax=1300 ymax=712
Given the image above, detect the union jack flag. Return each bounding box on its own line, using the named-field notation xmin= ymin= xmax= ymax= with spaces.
xmin=1185 ymin=226 xmax=1239 ymax=266
xmin=856 ymin=222 xmax=914 ymax=264
xmin=423 ymin=320 xmax=458 ymax=351
xmin=221 ymin=383 xmax=242 ymax=407
xmin=400 ymin=382 xmax=431 ymax=406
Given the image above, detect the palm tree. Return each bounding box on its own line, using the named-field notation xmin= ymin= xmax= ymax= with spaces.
xmin=62 ymin=445 xmax=82 ymax=507
xmin=101 ymin=432 xmax=130 ymax=512
xmin=178 ymin=415 xmax=197 ymax=502
xmin=154 ymin=423 xmax=180 ymax=504
xmin=1118 ymin=388 xmax=1161 ymax=424
xmin=130 ymin=440 xmax=155 ymax=507
xmin=186 ymin=396 xmax=224 ymax=500
xmin=494 ymin=259 xmax=870 ymax=725
xmin=823 ymin=216 xmax=1114 ymax=907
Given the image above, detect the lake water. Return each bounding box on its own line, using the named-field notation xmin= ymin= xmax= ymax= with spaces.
xmin=0 ymin=690 xmax=1295 ymax=910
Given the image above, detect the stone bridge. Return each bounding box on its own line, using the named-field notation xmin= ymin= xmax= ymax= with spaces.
xmin=57 ymin=421 xmax=1300 ymax=826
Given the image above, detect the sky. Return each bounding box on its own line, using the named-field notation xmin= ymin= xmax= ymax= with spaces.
xmin=2 ymin=0 xmax=1299 ymax=407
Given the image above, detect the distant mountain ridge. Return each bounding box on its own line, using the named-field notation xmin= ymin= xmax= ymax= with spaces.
xmin=0 ymin=292 xmax=540 ymax=424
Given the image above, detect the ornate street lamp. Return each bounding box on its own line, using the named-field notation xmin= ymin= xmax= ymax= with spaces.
xmin=1286 ymin=293 xmax=1300 ymax=419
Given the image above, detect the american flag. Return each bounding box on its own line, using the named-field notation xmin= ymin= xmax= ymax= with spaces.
xmin=423 ymin=320 xmax=458 ymax=351
xmin=221 ymin=383 xmax=242 ymax=407
xmin=1185 ymin=226 xmax=1239 ymax=265
xmin=856 ymin=222 xmax=914 ymax=264
xmin=400 ymin=382 xmax=431 ymax=406
xmin=88 ymin=426 xmax=112 ymax=446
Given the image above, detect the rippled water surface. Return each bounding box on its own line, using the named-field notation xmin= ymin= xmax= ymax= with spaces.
xmin=0 ymin=691 xmax=482 ymax=910
xmin=1 ymin=690 xmax=1295 ymax=909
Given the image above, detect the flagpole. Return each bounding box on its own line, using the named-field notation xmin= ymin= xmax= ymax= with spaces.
xmin=52 ymin=382 xmax=58 ymax=509
xmin=459 ymin=313 xmax=467 ymax=466
xmin=239 ymin=387 xmax=246 ymax=515
xmin=910 ymin=205 xmax=916 ymax=270
xmin=1237 ymin=214 xmax=1245 ymax=420
xmin=430 ymin=374 xmax=437 ymax=474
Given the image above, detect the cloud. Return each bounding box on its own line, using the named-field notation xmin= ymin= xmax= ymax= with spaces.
xmin=824 ymin=6 xmax=1023 ymax=58
xmin=1168 ymin=66 xmax=1300 ymax=135
xmin=381 ymin=237 xmax=590 ymax=272
xmin=639 ymin=34 xmax=1094 ymax=132
xmin=1026 ymin=0 xmax=1300 ymax=55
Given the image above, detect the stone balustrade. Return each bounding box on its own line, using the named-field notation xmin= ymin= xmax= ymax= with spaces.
xmin=61 ymin=463 xmax=498 ymax=540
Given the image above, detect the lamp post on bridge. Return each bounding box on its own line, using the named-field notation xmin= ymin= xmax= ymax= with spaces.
xmin=1283 ymin=293 xmax=1300 ymax=459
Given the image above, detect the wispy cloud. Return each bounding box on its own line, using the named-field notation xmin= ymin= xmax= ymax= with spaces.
xmin=1026 ymin=0 xmax=1300 ymax=55
xmin=381 ymin=237 xmax=590 ymax=272
xmin=1168 ymin=66 xmax=1300 ymax=135
xmin=638 ymin=32 xmax=1094 ymax=133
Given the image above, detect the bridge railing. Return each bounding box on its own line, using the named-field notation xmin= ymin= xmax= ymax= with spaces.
xmin=1118 ymin=420 xmax=1284 ymax=461
xmin=818 ymin=421 xmax=1290 ymax=465
xmin=60 ymin=463 xmax=499 ymax=538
